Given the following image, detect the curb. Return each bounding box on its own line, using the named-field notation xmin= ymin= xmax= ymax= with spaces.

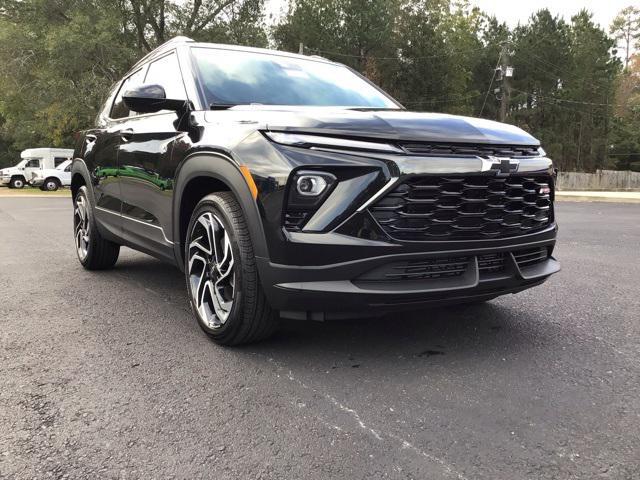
xmin=556 ymin=193 xmax=640 ymax=204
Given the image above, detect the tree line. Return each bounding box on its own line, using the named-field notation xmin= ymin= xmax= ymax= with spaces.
xmin=0 ymin=0 xmax=639 ymax=172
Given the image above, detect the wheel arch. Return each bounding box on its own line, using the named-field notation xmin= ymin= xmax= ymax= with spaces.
xmin=70 ymin=159 xmax=94 ymax=202
xmin=173 ymin=152 xmax=268 ymax=270
xmin=44 ymin=176 xmax=61 ymax=186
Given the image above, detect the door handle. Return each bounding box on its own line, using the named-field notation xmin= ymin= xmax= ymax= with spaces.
xmin=120 ymin=128 xmax=134 ymax=141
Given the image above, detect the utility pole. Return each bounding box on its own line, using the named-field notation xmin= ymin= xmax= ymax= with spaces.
xmin=577 ymin=116 xmax=584 ymax=171
xmin=498 ymin=43 xmax=513 ymax=123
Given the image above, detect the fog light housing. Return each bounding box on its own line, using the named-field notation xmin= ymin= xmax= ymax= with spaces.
xmin=297 ymin=175 xmax=328 ymax=196
xmin=284 ymin=170 xmax=337 ymax=231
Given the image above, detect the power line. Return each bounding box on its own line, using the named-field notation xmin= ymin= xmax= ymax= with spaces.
xmin=488 ymin=36 xmax=617 ymax=94
xmin=403 ymin=92 xmax=483 ymax=106
xmin=511 ymin=91 xmax=613 ymax=119
xmin=304 ymin=44 xmax=491 ymax=61
xmin=511 ymin=87 xmax=625 ymax=108
xmin=520 ymin=51 xmax=615 ymax=93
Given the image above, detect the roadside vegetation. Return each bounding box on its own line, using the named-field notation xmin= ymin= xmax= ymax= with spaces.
xmin=0 ymin=0 xmax=638 ymax=173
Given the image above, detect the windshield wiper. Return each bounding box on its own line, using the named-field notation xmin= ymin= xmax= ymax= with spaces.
xmin=344 ymin=107 xmax=405 ymax=111
xmin=209 ymin=103 xmax=239 ymax=110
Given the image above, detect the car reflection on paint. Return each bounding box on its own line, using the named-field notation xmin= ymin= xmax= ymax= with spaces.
xmin=94 ymin=165 xmax=173 ymax=191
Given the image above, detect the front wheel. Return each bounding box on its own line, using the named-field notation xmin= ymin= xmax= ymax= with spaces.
xmin=73 ymin=186 xmax=120 ymax=270
xmin=185 ymin=192 xmax=278 ymax=345
xmin=10 ymin=177 xmax=25 ymax=189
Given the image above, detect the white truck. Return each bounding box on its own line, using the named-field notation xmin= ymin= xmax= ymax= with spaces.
xmin=0 ymin=148 xmax=74 ymax=189
xmin=28 ymin=159 xmax=72 ymax=191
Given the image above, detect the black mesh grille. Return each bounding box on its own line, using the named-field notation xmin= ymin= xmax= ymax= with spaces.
xmin=383 ymin=256 xmax=469 ymax=281
xmin=478 ymin=253 xmax=505 ymax=273
xmin=401 ymin=143 xmax=541 ymax=157
xmin=370 ymin=175 xmax=553 ymax=241
xmin=356 ymin=248 xmax=549 ymax=284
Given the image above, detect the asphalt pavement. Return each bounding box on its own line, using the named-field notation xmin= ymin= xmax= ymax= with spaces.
xmin=0 ymin=197 xmax=639 ymax=480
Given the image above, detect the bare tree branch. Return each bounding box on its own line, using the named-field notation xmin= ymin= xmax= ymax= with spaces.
xmin=193 ymin=0 xmax=235 ymax=33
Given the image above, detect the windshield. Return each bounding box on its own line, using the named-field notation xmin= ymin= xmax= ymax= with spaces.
xmin=56 ymin=160 xmax=72 ymax=170
xmin=191 ymin=47 xmax=399 ymax=109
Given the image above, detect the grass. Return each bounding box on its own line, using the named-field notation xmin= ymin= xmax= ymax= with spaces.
xmin=0 ymin=186 xmax=71 ymax=197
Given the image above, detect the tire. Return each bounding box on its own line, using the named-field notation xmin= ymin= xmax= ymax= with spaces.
xmin=10 ymin=177 xmax=25 ymax=189
xmin=43 ymin=178 xmax=60 ymax=191
xmin=185 ymin=192 xmax=278 ymax=345
xmin=73 ymin=185 xmax=120 ymax=270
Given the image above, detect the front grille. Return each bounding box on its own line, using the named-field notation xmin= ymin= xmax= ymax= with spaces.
xmin=401 ymin=143 xmax=541 ymax=157
xmin=370 ymin=175 xmax=552 ymax=241
xmin=356 ymin=248 xmax=550 ymax=284
xmin=383 ymin=256 xmax=469 ymax=281
xmin=513 ymin=247 xmax=549 ymax=268
xmin=478 ymin=253 xmax=505 ymax=274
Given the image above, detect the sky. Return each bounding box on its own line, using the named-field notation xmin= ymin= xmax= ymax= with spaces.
xmin=266 ymin=0 xmax=633 ymax=30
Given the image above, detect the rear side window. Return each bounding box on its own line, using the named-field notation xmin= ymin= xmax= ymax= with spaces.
xmin=111 ymin=68 xmax=146 ymax=119
xmin=144 ymin=52 xmax=187 ymax=101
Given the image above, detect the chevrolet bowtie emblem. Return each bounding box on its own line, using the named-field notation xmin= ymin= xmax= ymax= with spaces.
xmin=480 ymin=156 xmax=520 ymax=176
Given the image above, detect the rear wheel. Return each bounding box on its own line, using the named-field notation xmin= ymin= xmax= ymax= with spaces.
xmin=185 ymin=192 xmax=278 ymax=345
xmin=10 ymin=177 xmax=25 ymax=189
xmin=74 ymin=186 xmax=120 ymax=270
xmin=43 ymin=178 xmax=60 ymax=191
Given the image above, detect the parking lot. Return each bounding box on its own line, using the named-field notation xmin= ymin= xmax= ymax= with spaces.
xmin=0 ymin=197 xmax=638 ymax=479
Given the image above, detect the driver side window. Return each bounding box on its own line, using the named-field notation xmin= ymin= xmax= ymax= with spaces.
xmin=25 ymin=159 xmax=40 ymax=168
xmin=144 ymin=52 xmax=187 ymax=101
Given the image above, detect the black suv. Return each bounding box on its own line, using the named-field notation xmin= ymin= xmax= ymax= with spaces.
xmin=72 ymin=37 xmax=559 ymax=345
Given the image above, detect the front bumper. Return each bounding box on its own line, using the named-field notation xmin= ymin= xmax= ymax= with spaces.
xmin=257 ymin=228 xmax=559 ymax=320
xmin=0 ymin=176 xmax=10 ymax=186
xmin=245 ymin=137 xmax=559 ymax=319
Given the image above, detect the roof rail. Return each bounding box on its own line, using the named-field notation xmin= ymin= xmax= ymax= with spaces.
xmin=156 ymin=36 xmax=195 ymax=48
xmin=129 ymin=36 xmax=195 ymax=72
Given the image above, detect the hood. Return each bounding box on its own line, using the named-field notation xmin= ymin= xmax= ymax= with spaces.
xmin=205 ymin=106 xmax=539 ymax=146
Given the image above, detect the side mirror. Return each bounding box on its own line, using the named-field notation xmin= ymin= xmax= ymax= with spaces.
xmin=123 ymin=84 xmax=187 ymax=114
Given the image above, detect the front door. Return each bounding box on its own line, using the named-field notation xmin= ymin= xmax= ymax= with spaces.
xmin=23 ymin=158 xmax=42 ymax=181
xmin=117 ymin=51 xmax=189 ymax=262
xmin=88 ymin=67 xmax=147 ymax=238
xmin=89 ymin=126 xmax=124 ymax=237
xmin=117 ymin=113 xmax=185 ymax=260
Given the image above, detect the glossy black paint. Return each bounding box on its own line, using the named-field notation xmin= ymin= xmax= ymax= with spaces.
xmin=123 ymin=84 xmax=187 ymax=114
xmin=72 ymin=38 xmax=558 ymax=319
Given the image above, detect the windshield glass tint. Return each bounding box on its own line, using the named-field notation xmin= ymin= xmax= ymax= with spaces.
xmin=191 ymin=47 xmax=398 ymax=108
